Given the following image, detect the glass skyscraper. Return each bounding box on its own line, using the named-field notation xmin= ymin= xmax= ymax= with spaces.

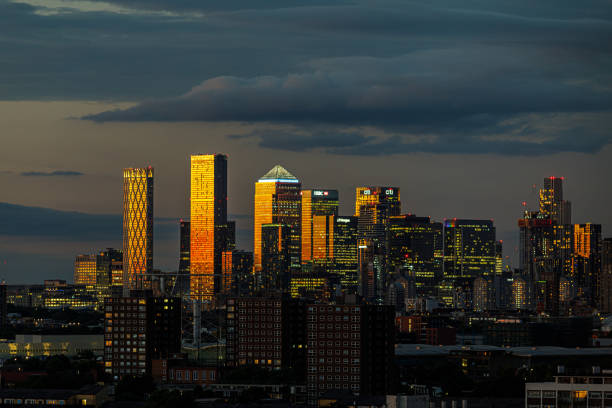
xmin=122 ymin=167 xmax=154 ymax=294
xmin=190 ymin=154 xmax=228 ymax=302
xmin=388 ymin=215 xmax=443 ymax=294
xmin=253 ymin=165 xmax=301 ymax=274
xmin=443 ymin=219 xmax=496 ymax=279
xmin=301 ymin=189 xmax=338 ymax=263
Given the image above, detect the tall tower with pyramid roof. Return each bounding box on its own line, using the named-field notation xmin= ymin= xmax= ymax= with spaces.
xmin=253 ymin=165 xmax=301 ymax=281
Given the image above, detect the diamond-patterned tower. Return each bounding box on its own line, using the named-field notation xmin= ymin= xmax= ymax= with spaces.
xmin=122 ymin=167 xmax=154 ymax=294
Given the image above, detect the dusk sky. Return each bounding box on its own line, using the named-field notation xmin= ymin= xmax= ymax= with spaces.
xmin=1 ymin=0 xmax=611 ymax=283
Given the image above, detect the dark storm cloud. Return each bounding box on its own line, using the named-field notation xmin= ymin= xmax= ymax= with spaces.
xmin=86 ymin=0 xmax=347 ymax=12
xmin=85 ymin=47 xmax=612 ymax=155
xmin=20 ymin=170 xmax=84 ymax=177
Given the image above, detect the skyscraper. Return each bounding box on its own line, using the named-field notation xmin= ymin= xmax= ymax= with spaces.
xmin=443 ymin=219 xmax=496 ymax=279
xmin=96 ymin=248 xmax=123 ymax=301
xmin=178 ymin=219 xmax=190 ymax=276
xmin=176 ymin=219 xmax=190 ymax=295
xmin=387 ymin=214 xmax=443 ymax=294
xmin=123 ymin=167 xmax=154 ymax=294
xmin=600 ymin=238 xmax=612 ymax=314
xmin=301 ymin=189 xmax=338 ymax=263
xmin=261 ymin=224 xmax=291 ymax=292
xmin=354 ymin=186 xmax=400 ymax=240
xmin=539 ymin=176 xmax=571 ymax=224
xmin=190 ymin=154 xmax=228 ymax=302
xmin=253 ymin=165 xmax=301 ymax=273
xmin=332 ymin=216 xmax=359 ymax=291
xmin=571 ymin=223 xmax=602 ymax=306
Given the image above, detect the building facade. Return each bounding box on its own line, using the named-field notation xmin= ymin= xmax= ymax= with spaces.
xmin=104 ymin=296 xmax=181 ymax=379
xmin=190 ymin=154 xmax=230 ymax=302
xmin=225 ymin=297 xmax=307 ymax=375
xmin=122 ymin=167 xmax=154 ymax=294
xmin=253 ymin=165 xmax=302 ymax=274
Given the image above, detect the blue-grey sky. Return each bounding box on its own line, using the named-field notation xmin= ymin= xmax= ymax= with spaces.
xmin=0 ymin=0 xmax=611 ymax=283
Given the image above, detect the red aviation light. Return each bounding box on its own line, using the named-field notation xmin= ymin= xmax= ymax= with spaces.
xmin=522 ymin=201 xmax=527 ymax=207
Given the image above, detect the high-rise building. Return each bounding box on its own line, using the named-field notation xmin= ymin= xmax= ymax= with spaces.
xmin=175 ymin=219 xmax=190 ymax=295
xmin=443 ymin=219 xmax=496 ymax=279
xmin=571 ymin=223 xmax=602 ymax=306
xmin=387 ymin=215 xmax=443 ymax=294
xmin=104 ymin=296 xmax=181 ymax=379
xmin=600 ymin=238 xmax=612 ymax=314
xmin=306 ymin=302 xmax=395 ymax=405
xmin=511 ymin=274 xmax=529 ymax=310
xmin=261 ymin=224 xmax=292 ymax=292
xmin=539 ymin=176 xmax=572 ymax=225
xmin=473 ymin=276 xmax=494 ymax=311
xmin=253 ymin=165 xmax=301 ymax=273
xmin=354 ymin=186 xmax=400 ymax=240
xmin=178 ymin=219 xmax=190 ymax=275
xmin=122 ymin=167 xmax=154 ymax=294
xmin=221 ymin=250 xmax=254 ymax=296
xmin=96 ymin=248 xmax=123 ymax=301
xmin=74 ymin=254 xmax=97 ymax=287
xmin=190 ymin=154 xmax=229 ymax=302
xmin=358 ymin=239 xmax=385 ymax=301
xmin=332 ymin=216 xmax=359 ymax=291
xmin=225 ymin=296 xmax=307 ymax=376
xmin=301 ymin=189 xmax=338 ymax=263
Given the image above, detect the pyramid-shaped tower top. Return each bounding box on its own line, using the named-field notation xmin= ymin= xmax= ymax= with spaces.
xmin=258 ymin=164 xmax=299 ymax=183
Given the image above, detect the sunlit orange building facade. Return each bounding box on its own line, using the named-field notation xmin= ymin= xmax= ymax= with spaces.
xmin=190 ymin=154 xmax=228 ymax=302
xmin=122 ymin=167 xmax=154 ymax=294
xmin=301 ymin=190 xmax=338 ymax=263
xmin=253 ymin=165 xmax=301 ymax=274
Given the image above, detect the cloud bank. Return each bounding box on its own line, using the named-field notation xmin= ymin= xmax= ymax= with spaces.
xmin=85 ymin=49 xmax=612 ymax=155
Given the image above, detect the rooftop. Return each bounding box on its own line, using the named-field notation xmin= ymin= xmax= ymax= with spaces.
xmin=258 ymin=165 xmax=299 ymax=183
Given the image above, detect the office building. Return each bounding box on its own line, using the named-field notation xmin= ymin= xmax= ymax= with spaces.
xmin=354 ymin=186 xmax=400 ymax=240
xmin=443 ymin=219 xmax=496 ymax=279
xmin=511 ymin=275 xmax=529 ymax=310
xmin=74 ymin=249 xmax=122 ymax=306
xmin=332 ymin=216 xmax=359 ymax=291
xmin=74 ymin=254 xmax=97 ymax=287
xmin=600 ymin=238 xmax=612 ymax=314
xmin=254 ymin=165 xmax=302 ymax=273
xmin=221 ymin=250 xmax=254 ymax=296
xmin=190 ymin=154 xmax=230 ymax=302
xmin=571 ymin=223 xmax=602 ymax=306
xmin=261 ymin=224 xmax=292 ymax=292
xmin=96 ymin=248 xmax=123 ymax=302
xmin=306 ymin=303 xmax=395 ymax=404
xmin=301 ymin=189 xmax=339 ymax=263
xmin=104 ymin=296 xmax=181 ymax=378
xmin=387 ymin=215 xmax=443 ymax=294
xmin=539 ymin=176 xmax=572 ymax=225
xmin=472 ymin=276 xmax=493 ymax=312
xmin=175 ymin=219 xmax=190 ymax=294
xmin=358 ymin=239 xmax=385 ymax=301
xmin=225 ymin=296 xmax=307 ymax=375
xmin=122 ymin=167 xmax=154 ymax=293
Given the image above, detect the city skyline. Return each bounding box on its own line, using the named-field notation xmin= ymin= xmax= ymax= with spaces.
xmin=0 ymin=0 xmax=611 ymax=283
xmin=0 ymin=153 xmax=609 ymax=283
